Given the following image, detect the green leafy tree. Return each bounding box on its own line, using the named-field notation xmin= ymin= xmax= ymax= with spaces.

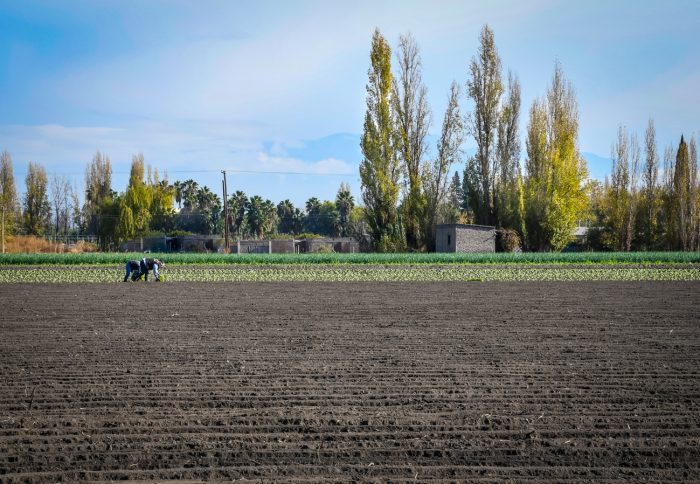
xmin=124 ymin=153 xmax=152 ymax=237
xmin=523 ymin=63 xmax=589 ymax=251
xmin=246 ymin=195 xmax=276 ymax=238
xmin=196 ymin=186 xmax=222 ymax=235
xmin=149 ymin=176 xmax=176 ymax=233
xmin=304 ymin=196 xmax=322 ymax=234
xmin=277 ymin=199 xmax=303 ymax=235
xmin=228 ymin=190 xmax=248 ymax=237
xmin=173 ymin=180 xmax=183 ymax=209
xmin=335 ymin=183 xmax=355 ymax=237
xmin=495 ymin=72 xmax=524 ymax=235
xmin=23 ymin=162 xmax=51 ymax=236
xmin=672 ymin=135 xmax=699 ymax=251
xmin=1 ymin=150 xmax=19 ymax=242
xmin=359 ymin=29 xmax=404 ymax=252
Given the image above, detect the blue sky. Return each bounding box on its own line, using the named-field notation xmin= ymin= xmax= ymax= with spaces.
xmin=1 ymin=0 xmax=699 ymax=206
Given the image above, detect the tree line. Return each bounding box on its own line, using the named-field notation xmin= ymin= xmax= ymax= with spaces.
xmin=0 ymin=151 xmax=361 ymax=249
xmin=359 ymin=25 xmax=699 ymax=252
xmin=1 ymin=25 xmax=698 ymax=252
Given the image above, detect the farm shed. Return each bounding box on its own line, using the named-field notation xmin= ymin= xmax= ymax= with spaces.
xmin=435 ymin=224 xmax=495 ymax=253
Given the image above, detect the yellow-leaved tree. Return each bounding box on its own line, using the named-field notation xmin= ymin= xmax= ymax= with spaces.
xmin=524 ymin=63 xmax=589 ymax=251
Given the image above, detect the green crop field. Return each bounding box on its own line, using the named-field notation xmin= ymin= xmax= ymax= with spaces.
xmin=1 ymin=251 xmax=700 ymax=266
xmin=1 ymin=265 xmax=699 ymax=283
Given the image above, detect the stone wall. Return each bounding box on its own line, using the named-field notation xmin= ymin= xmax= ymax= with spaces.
xmin=435 ymin=224 xmax=495 ymax=253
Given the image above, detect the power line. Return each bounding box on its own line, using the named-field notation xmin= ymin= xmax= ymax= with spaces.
xmin=11 ymin=167 xmax=358 ymax=177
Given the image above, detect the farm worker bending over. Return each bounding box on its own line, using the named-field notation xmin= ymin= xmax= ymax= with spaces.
xmin=139 ymin=257 xmax=164 ymax=282
xmin=123 ymin=260 xmax=141 ymax=282
xmin=123 ymin=258 xmax=164 ymax=282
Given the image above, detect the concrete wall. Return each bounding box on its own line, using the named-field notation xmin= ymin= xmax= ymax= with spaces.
xmin=303 ymin=238 xmax=359 ymax=253
xmin=121 ymin=237 xmax=167 ymax=252
xmin=435 ymin=224 xmax=495 ymax=253
xmin=236 ymin=240 xmax=271 ymax=254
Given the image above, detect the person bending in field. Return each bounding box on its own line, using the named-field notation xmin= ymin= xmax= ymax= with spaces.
xmin=123 ymin=260 xmax=142 ymax=282
xmin=123 ymin=257 xmax=164 ymax=282
xmin=139 ymin=257 xmax=164 ymax=282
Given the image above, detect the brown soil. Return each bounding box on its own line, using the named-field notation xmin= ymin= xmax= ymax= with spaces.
xmin=1 ymin=282 xmax=699 ymax=482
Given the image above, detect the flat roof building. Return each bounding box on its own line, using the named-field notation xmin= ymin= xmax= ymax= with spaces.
xmin=435 ymin=224 xmax=496 ymax=253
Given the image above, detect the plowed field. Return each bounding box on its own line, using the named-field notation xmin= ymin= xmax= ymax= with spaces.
xmin=1 ymin=282 xmax=699 ymax=482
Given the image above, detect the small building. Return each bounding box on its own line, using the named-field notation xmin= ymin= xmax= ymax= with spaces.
xmin=435 ymin=224 xmax=495 ymax=253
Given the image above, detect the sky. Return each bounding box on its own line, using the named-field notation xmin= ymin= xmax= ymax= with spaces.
xmin=1 ymin=0 xmax=699 ymax=206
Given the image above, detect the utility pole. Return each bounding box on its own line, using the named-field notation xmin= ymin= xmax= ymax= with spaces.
xmin=1 ymin=206 xmax=5 ymax=254
xmin=222 ymin=170 xmax=229 ymax=252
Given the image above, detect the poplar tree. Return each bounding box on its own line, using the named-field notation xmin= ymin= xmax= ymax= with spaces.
xmin=524 ymin=63 xmax=588 ymax=251
xmin=642 ymin=119 xmax=659 ymax=249
xmin=83 ymin=151 xmax=113 ymax=235
xmin=495 ymin=72 xmax=523 ymax=235
xmin=465 ymin=24 xmax=503 ymax=226
xmin=424 ymin=82 xmax=463 ymax=249
xmin=673 ymin=136 xmax=697 ymax=250
xmin=124 ymin=153 xmax=152 ymax=237
xmin=0 ymin=150 xmax=18 ymax=242
xmin=359 ymin=29 xmax=404 ymax=251
xmin=393 ymin=33 xmax=430 ymax=250
xmin=608 ymin=126 xmax=640 ymax=251
xmin=23 ymin=162 xmax=51 ymax=236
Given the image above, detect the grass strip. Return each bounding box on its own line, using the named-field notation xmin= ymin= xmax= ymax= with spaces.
xmin=1 ymin=251 xmax=700 ymax=266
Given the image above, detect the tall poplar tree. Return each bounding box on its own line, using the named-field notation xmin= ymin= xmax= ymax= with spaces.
xmin=524 ymin=63 xmax=588 ymax=251
xmin=465 ymin=24 xmax=503 ymax=226
xmin=0 ymin=150 xmax=18 ymax=242
xmin=423 ymin=82 xmax=463 ymax=249
xmin=608 ymin=127 xmax=641 ymax=251
xmin=495 ymin=72 xmax=523 ymax=234
xmin=393 ymin=33 xmax=430 ymax=250
xmin=83 ymin=151 xmax=112 ymax=235
xmin=23 ymin=162 xmax=51 ymax=236
xmin=359 ymin=29 xmax=404 ymax=252
xmin=124 ymin=153 xmax=152 ymax=237
xmin=642 ymin=119 xmax=659 ymax=249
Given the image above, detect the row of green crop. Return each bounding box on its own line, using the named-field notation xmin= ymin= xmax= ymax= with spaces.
xmin=1 ymin=266 xmax=699 ymax=283
xmin=1 ymin=251 xmax=700 ymax=266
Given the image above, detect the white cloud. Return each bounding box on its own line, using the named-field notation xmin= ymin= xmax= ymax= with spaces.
xmin=252 ymin=152 xmax=354 ymax=175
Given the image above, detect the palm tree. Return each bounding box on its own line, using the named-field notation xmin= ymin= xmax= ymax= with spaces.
xmin=228 ymin=191 xmax=248 ymax=237
xmin=173 ymin=180 xmax=183 ymax=209
xmin=181 ymin=179 xmax=199 ymax=210
xmin=277 ymin=199 xmax=297 ymax=234
xmin=335 ymin=183 xmax=355 ymax=236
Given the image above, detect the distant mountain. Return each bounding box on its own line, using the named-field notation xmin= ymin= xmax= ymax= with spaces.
xmin=582 ymin=152 xmax=612 ymax=181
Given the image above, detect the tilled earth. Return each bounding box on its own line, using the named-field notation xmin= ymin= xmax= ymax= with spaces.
xmin=0 ymin=282 xmax=699 ymax=482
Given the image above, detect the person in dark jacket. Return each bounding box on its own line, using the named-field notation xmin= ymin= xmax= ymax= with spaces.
xmin=138 ymin=257 xmax=164 ymax=281
xmin=123 ymin=260 xmax=141 ymax=282
xmin=123 ymin=258 xmax=164 ymax=282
